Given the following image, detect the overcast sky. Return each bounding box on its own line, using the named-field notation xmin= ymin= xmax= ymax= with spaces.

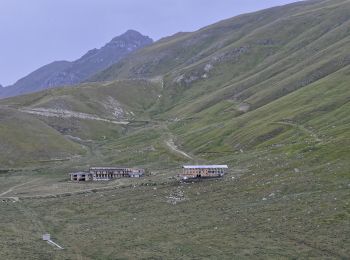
xmin=0 ymin=0 xmax=299 ymax=86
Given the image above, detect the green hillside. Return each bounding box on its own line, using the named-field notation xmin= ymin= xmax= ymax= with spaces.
xmin=0 ymin=79 xmax=162 ymax=166
xmin=0 ymin=107 xmax=84 ymax=166
xmin=0 ymin=0 xmax=349 ymax=259
xmin=91 ymin=0 xmax=350 ymax=116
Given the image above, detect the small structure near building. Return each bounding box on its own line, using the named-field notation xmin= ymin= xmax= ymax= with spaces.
xmin=42 ymin=233 xmax=64 ymax=249
xmin=42 ymin=234 xmax=51 ymax=241
xmin=69 ymin=167 xmax=145 ymax=182
xmin=180 ymin=165 xmax=228 ymax=180
xmin=69 ymin=172 xmax=92 ymax=182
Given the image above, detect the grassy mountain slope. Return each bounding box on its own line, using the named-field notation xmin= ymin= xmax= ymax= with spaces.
xmin=2 ymin=79 xmax=161 ymax=119
xmin=91 ymin=0 xmax=350 ymax=118
xmin=0 ymin=79 xmax=162 ymax=166
xmin=91 ymin=0 xmax=321 ymax=81
xmin=0 ymin=107 xmax=84 ymax=166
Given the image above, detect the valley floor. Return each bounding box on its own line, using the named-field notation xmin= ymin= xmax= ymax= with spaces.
xmin=0 ymin=146 xmax=349 ymax=259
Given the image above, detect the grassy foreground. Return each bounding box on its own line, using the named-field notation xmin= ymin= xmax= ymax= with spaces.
xmin=1 ymin=108 xmax=349 ymax=259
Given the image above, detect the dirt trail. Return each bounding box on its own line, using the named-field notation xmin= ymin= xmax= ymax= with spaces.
xmin=8 ymin=182 xmax=125 ymax=200
xmin=165 ymin=138 xmax=193 ymax=159
xmin=0 ymin=179 xmax=38 ymax=197
xmin=19 ymin=107 xmax=129 ymax=125
xmin=274 ymin=121 xmax=322 ymax=142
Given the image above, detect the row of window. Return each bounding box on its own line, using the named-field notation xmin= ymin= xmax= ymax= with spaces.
xmin=185 ymin=169 xmax=225 ymax=173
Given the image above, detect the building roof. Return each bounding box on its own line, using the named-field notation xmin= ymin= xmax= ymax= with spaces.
xmin=183 ymin=165 xmax=228 ymax=169
xmin=69 ymin=172 xmax=90 ymax=175
xmin=90 ymin=167 xmax=143 ymax=170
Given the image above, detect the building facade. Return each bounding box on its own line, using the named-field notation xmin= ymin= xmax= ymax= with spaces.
xmin=70 ymin=167 xmax=145 ymax=181
xmin=90 ymin=167 xmax=145 ymax=180
xmin=180 ymin=165 xmax=228 ymax=180
xmin=69 ymin=172 xmax=93 ymax=181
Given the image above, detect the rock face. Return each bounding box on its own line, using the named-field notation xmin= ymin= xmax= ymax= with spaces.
xmin=0 ymin=30 xmax=153 ymax=98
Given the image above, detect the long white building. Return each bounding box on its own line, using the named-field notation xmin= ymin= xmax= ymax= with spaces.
xmin=70 ymin=167 xmax=145 ymax=181
xmin=180 ymin=165 xmax=228 ymax=180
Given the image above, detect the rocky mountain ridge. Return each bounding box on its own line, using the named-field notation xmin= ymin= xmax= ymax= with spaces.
xmin=0 ymin=30 xmax=153 ymax=98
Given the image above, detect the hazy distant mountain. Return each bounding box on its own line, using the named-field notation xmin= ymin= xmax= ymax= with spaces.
xmin=1 ymin=61 xmax=72 ymax=97
xmin=0 ymin=84 xmax=4 ymax=96
xmin=0 ymin=30 xmax=153 ymax=98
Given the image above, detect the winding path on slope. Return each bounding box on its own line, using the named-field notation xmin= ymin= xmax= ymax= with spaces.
xmin=0 ymin=179 xmax=38 ymax=198
xmin=161 ymin=122 xmax=194 ymax=160
xmin=19 ymin=107 xmax=129 ymax=125
xmin=273 ymin=121 xmax=322 ymax=142
xmin=165 ymin=138 xmax=193 ymax=160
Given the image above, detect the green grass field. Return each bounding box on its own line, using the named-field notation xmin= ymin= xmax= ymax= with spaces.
xmin=0 ymin=145 xmax=349 ymax=259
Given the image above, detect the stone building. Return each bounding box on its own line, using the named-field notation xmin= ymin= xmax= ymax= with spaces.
xmin=90 ymin=167 xmax=145 ymax=180
xmin=69 ymin=172 xmax=93 ymax=181
xmin=69 ymin=167 xmax=145 ymax=181
xmin=180 ymin=165 xmax=228 ymax=180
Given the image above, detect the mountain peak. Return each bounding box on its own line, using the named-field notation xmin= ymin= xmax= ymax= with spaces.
xmin=0 ymin=30 xmax=153 ymax=98
xmin=123 ymin=29 xmax=143 ymax=36
xmin=110 ymin=29 xmax=153 ymax=45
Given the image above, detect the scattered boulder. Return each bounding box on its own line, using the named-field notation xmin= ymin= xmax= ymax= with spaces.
xmin=166 ymin=186 xmax=187 ymax=205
